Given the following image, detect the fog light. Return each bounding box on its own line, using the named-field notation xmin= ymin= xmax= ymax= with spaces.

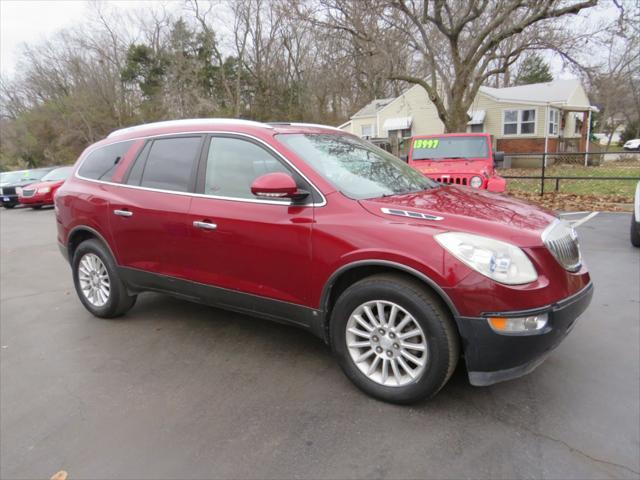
xmin=470 ymin=176 xmax=483 ymax=188
xmin=488 ymin=314 xmax=548 ymax=335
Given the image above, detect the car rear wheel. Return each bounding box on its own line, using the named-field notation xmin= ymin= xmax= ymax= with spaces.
xmin=31 ymin=205 xmax=42 ymax=210
xmin=330 ymin=274 xmax=459 ymax=404
xmin=72 ymin=239 xmax=137 ymax=318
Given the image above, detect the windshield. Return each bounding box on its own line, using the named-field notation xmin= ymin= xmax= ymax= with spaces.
xmin=0 ymin=169 xmax=47 ymax=184
xmin=412 ymin=136 xmax=489 ymax=160
xmin=277 ymin=133 xmax=436 ymax=199
xmin=42 ymin=166 xmax=73 ymax=182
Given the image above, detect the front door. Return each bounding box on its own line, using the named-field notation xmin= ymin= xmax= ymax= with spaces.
xmin=187 ymin=135 xmax=314 ymax=306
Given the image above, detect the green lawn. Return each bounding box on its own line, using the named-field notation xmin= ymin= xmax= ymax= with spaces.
xmin=501 ymin=163 xmax=640 ymax=197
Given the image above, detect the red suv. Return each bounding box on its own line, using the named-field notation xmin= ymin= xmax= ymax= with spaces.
xmin=55 ymin=119 xmax=592 ymax=404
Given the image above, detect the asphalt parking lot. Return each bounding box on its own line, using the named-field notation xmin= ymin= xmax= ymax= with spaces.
xmin=1 ymin=207 xmax=639 ymax=479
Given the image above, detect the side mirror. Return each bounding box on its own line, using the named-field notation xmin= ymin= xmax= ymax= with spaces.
xmin=400 ymin=154 xmax=408 ymax=162
xmin=493 ymin=151 xmax=505 ymax=168
xmin=251 ymin=172 xmax=308 ymax=200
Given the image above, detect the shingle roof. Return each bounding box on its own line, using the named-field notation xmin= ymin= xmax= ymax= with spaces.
xmin=352 ymin=98 xmax=395 ymax=118
xmin=479 ymin=79 xmax=583 ymax=104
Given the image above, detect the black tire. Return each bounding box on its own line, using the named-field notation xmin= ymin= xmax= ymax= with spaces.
xmin=72 ymin=239 xmax=137 ymax=318
xmin=631 ymin=212 xmax=640 ymax=247
xmin=330 ymin=273 xmax=460 ymax=404
xmin=3 ymin=204 xmax=15 ymax=209
xmin=31 ymin=205 xmax=43 ymax=210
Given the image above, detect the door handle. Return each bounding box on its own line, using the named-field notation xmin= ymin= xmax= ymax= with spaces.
xmin=113 ymin=209 xmax=133 ymax=217
xmin=193 ymin=220 xmax=217 ymax=230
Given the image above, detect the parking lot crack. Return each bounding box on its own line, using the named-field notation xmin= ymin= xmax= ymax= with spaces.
xmin=2 ymin=289 xmax=69 ymax=302
xmin=473 ymin=404 xmax=640 ymax=476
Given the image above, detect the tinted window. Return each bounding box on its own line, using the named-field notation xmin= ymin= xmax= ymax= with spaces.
xmin=139 ymin=137 xmax=202 ymax=192
xmin=78 ymin=141 xmax=134 ymax=181
xmin=204 ymin=137 xmax=290 ymax=199
xmin=126 ymin=141 xmax=151 ymax=186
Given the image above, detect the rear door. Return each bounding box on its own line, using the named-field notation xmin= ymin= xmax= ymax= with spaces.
xmin=187 ymin=134 xmax=315 ymax=306
xmin=109 ymin=135 xmax=204 ymax=279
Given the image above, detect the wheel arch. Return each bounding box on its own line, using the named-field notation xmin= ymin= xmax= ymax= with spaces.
xmin=67 ymin=225 xmax=118 ymax=264
xmin=319 ymin=260 xmax=460 ymax=343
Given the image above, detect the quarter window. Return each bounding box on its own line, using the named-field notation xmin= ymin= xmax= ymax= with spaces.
xmin=134 ymin=136 xmax=202 ymax=192
xmin=204 ymin=137 xmax=291 ymax=199
xmin=78 ymin=141 xmax=134 ymax=181
xmin=503 ymin=109 xmax=536 ymax=135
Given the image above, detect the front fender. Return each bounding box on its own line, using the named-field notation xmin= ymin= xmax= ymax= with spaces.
xmin=487 ymin=175 xmax=506 ymax=193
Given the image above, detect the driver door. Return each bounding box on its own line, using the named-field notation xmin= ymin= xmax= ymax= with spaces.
xmin=187 ymin=135 xmax=315 ymax=306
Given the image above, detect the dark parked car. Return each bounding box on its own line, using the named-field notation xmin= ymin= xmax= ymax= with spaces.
xmin=55 ymin=119 xmax=593 ymax=404
xmin=0 ymin=168 xmax=55 ymax=208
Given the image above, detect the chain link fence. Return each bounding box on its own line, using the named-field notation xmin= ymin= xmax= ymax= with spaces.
xmin=496 ymin=151 xmax=640 ymax=201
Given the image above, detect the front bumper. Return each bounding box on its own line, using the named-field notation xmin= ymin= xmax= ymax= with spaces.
xmin=1 ymin=194 xmax=18 ymax=206
xmin=456 ymin=282 xmax=593 ymax=386
xmin=19 ymin=194 xmax=53 ymax=206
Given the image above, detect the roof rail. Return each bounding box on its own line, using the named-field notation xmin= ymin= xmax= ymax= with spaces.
xmin=107 ymin=118 xmax=272 ymax=138
xmin=274 ymin=122 xmax=345 ymax=132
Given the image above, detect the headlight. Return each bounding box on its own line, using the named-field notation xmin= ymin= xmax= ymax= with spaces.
xmin=435 ymin=232 xmax=538 ymax=285
xmin=16 ymin=187 xmax=22 ymax=195
xmin=470 ymin=176 xmax=483 ymax=188
xmin=38 ymin=187 xmax=51 ymax=194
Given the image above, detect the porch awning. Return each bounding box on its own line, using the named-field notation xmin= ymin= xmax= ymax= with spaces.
xmin=383 ymin=116 xmax=412 ymax=131
xmin=467 ymin=110 xmax=486 ymax=125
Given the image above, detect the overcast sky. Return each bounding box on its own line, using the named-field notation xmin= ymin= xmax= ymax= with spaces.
xmin=0 ymin=0 xmax=170 ymax=77
xmin=0 ymin=0 xmax=622 ymax=81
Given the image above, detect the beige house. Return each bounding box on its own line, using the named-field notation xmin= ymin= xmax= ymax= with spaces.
xmin=339 ymin=79 xmax=597 ymax=155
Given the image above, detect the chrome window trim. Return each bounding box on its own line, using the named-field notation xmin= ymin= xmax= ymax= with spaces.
xmin=74 ymin=131 xmax=327 ymax=207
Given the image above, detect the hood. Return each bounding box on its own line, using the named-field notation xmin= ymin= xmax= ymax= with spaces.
xmin=411 ymin=159 xmax=492 ymax=176
xmin=359 ymin=186 xmax=556 ymax=247
xmin=23 ymin=180 xmax=64 ymax=190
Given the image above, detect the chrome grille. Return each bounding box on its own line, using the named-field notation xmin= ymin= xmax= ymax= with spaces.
xmin=542 ymin=220 xmax=581 ymax=272
xmin=0 ymin=187 xmax=16 ymax=195
xmin=21 ymin=188 xmax=36 ymax=197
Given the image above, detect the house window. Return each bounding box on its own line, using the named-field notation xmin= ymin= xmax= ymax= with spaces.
xmin=575 ymin=116 xmax=583 ymax=134
xmin=549 ymin=109 xmax=559 ymax=135
xmin=361 ymin=124 xmax=374 ymax=137
xmin=389 ymin=128 xmax=412 ymax=139
xmin=503 ymin=109 xmax=536 ymax=135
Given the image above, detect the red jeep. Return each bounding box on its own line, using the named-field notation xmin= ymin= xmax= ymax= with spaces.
xmin=408 ymin=133 xmax=506 ymax=192
xmin=55 ymin=120 xmax=592 ymax=404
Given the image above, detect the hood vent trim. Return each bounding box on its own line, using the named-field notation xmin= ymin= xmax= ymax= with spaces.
xmin=381 ymin=207 xmax=444 ymax=221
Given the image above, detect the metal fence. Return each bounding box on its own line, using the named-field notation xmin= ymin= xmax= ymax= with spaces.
xmin=496 ymin=150 xmax=640 ymax=198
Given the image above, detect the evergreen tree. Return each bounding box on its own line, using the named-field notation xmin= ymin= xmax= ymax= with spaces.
xmin=514 ymin=54 xmax=553 ymax=85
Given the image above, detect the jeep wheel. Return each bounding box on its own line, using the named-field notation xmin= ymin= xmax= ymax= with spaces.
xmin=72 ymin=239 xmax=137 ymax=318
xmin=331 ymin=274 xmax=459 ymax=404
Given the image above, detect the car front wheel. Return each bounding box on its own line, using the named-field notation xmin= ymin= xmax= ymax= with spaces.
xmin=72 ymin=239 xmax=137 ymax=318
xmin=330 ymin=274 xmax=459 ymax=404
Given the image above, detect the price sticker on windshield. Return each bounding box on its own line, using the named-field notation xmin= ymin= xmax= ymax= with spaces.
xmin=414 ymin=139 xmax=440 ymax=149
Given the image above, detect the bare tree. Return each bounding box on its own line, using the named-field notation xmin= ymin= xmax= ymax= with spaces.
xmin=309 ymin=0 xmax=597 ymax=132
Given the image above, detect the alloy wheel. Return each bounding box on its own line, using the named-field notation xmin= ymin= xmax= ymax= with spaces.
xmin=345 ymin=300 xmax=428 ymax=387
xmin=78 ymin=253 xmax=111 ymax=307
